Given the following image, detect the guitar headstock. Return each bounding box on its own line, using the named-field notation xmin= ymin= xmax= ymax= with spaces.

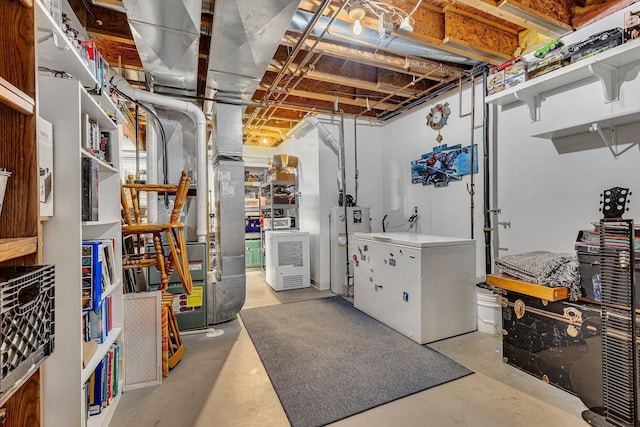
xmin=600 ymin=187 xmax=631 ymax=219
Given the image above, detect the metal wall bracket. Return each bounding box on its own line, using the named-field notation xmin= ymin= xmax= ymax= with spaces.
xmin=589 ymin=122 xmax=636 ymax=159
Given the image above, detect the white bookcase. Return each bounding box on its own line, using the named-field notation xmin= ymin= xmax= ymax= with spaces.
xmin=36 ymin=0 xmax=126 ymax=425
xmin=39 ymin=75 xmax=124 ymax=427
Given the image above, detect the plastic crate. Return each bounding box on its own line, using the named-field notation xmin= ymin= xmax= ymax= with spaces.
xmin=0 ymin=265 xmax=55 ymax=394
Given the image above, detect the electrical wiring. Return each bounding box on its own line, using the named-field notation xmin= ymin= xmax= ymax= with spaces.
xmin=360 ymin=0 xmax=422 ymax=21
xmin=111 ymin=81 xmax=170 ymax=196
xmin=373 ymin=212 xmax=419 ymax=232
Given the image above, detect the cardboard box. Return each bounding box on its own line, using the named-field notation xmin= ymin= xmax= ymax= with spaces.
xmin=624 ymin=9 xmax=640 ymax=43
xmin=269 ymin=154 xmax=299 ymax=168
xmin=487 ymin=68 xmax=504 ymax=95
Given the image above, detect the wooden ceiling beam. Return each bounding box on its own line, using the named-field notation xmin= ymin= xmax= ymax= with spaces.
xmin=262 ymin=87 xmax=397 ymax=111
xmin=265 ymin=63 xmax=426 ymax=98
xmin=454 ymin=0 xmax=572 ymax=38
xmin=442 ymin=5 xmax=518 ymax=65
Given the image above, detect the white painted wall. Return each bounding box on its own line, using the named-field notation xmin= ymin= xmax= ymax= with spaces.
xmin=494 ymin=4 xmax=640 ymax=258
xmin=274 ymin=4 xmax=640 ymax=285
xmin=378 ymin=80 xmax=487 ymax=279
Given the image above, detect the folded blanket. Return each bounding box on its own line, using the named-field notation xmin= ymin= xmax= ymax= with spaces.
xmin=495 ymin=250 xmax=580 ymax=301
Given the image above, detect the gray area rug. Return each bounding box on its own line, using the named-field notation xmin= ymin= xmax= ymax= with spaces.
xmin=240 ymin=296 xmax=473 ymax=427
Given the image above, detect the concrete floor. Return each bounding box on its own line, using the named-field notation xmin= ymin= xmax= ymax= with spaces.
xmin=110 ymin=270 xmax=590 ymax=427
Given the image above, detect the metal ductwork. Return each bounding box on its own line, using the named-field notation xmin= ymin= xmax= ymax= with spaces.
xmin=121 ymin=0 xmax=201 ymax=95
xmin=288 ymin=10 xmax=481 ymax=67
xmin=203 ymin=0 xmax=301 ymax=110
xmin=206 ymin=0 xmax=300 ymax=324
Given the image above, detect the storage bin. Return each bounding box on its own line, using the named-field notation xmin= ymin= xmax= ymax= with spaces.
xmin=0 ymin=265 xmax=55 ymax=394
xmin=245 ymin=218 xmax=260 ymax=232
xmin=245 ymin=240 xmax=261 ymax=268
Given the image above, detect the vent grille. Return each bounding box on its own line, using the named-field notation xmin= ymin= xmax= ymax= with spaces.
xmin=600 ymin=219 xmax=638 ymax=426
xmin=282 ymin=275 xmax=304 ymax=290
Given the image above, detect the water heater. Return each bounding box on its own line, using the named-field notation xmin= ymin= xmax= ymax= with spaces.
xmin=329 ymin=206 xmax=370 ymax=295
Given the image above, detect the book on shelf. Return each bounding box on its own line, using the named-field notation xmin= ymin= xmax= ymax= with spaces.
xmin=100 ymin=131 xmax=112 ymax=165
xmin=38 ymin=116 xmax=54 ymax=216
xmin=81 ymin=157 xmax=99 ymax=221
xmin=81 ymin=113 xmax=91 ymax=150
xmin=88 ymin=359 xmax=104 ymax=416
xmin=82 ymin=241 xmax=103 ymax=312
xmin=84 ymin=294 xmax=113 ymax=345
xmin=86 ymin=343 xmax=121 ymax=418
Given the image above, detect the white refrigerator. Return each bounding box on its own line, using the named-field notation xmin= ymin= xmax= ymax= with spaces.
xmin=353 ymin=232 xmax=476 ymax=344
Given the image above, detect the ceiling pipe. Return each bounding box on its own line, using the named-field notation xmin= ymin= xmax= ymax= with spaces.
xmin=244 ymin=0 xmax=333 ymax=132
xmin=111 ymin=72 xmax=208 ymax=244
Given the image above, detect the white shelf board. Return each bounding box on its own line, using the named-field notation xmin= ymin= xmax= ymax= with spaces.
xmin=92 ymin=92 xmax=126 ymax=125
xmin=486 ymin=39 xmax=640 ymax=120
xmin=531 ymin=105 xmax=640 ymax=141
xmin=82 ymin=219 xmax=121 ymax=227
xmin=35 ymin=0 xmax=98 ymax=88
xmin=81 ymin=327 xmax=123 ymax=384
xmin=101 ymin=280 xmax=122 ymax=302
xmin=81 ymin=149 xmax=118 ymax=173
xmin=80 ymin=88 xmax=118 ymax=131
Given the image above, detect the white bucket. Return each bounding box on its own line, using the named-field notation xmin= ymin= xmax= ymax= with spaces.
xmin=0 ymin=170 xmax=11 ymax=216
xmin=476 ymin=287 xmax=501 ymax=336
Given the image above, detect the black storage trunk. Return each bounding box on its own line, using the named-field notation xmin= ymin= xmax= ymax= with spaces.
xmin=502 ymin=291 xmax=603 ymax=412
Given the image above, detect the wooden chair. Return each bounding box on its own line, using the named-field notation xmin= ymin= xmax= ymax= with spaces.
xmin=121 ymin=171 xmax=192 ymax=374
xmin=120 ymin=170 xmax=193 ymax=294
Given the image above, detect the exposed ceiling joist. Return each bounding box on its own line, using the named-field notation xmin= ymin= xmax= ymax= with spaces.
xmin=454 ymin=0 xmax=572 ymax=39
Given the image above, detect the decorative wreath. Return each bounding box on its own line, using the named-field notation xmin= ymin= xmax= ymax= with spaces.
xmin=426 ymin=102 xmax=451 ymax=130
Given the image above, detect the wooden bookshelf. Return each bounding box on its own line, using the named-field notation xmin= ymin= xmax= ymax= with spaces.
xmin=0 ymin=238 xmax=38 ymax=263
xmin=0 ymin=0 xmax=43 ymax=425
xmin=0 ymin=77 xmax=34 ymax=116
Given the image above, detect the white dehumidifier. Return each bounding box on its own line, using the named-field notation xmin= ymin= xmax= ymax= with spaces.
xmin=264 ymin=230 xmax=310 ymax=291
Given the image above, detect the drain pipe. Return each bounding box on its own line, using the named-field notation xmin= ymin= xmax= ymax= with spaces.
xmin=354 ymin=116 xmax=359 ymax=205
xmin=458 ymin=75 xmax=476 ymax=239
xmin=111 ymin=73 xmax=208 ymax=243
xmin=482 ymin=67 xmax=492 ymax=274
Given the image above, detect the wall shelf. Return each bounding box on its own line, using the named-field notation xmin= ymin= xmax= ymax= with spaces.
xmin=0 ymin=77 xmax=34 ymax=115
xmin=35 ymin=0 xmax=125 ymax=125
xmin=35 ymin=0 xmax=97 ymax=87
xmin=0 ymin=237 xmax=38 ymax=262
xmin=486 ymin=39 xmax=640 ymax=121
xmin=81 ymin=328 xmax=123 ymax=384
xmin=81 ymin=149 xmax=118 ymax=173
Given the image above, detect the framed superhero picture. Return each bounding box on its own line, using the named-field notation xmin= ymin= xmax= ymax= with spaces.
xmin=410 ymin=143 xmax=478 ymax=187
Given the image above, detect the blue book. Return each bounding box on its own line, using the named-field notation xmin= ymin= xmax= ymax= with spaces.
xmin=89 ymin=360 xmax=104 ymax=415
xmin=82 ymin=241 xmax=103 ymax=312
